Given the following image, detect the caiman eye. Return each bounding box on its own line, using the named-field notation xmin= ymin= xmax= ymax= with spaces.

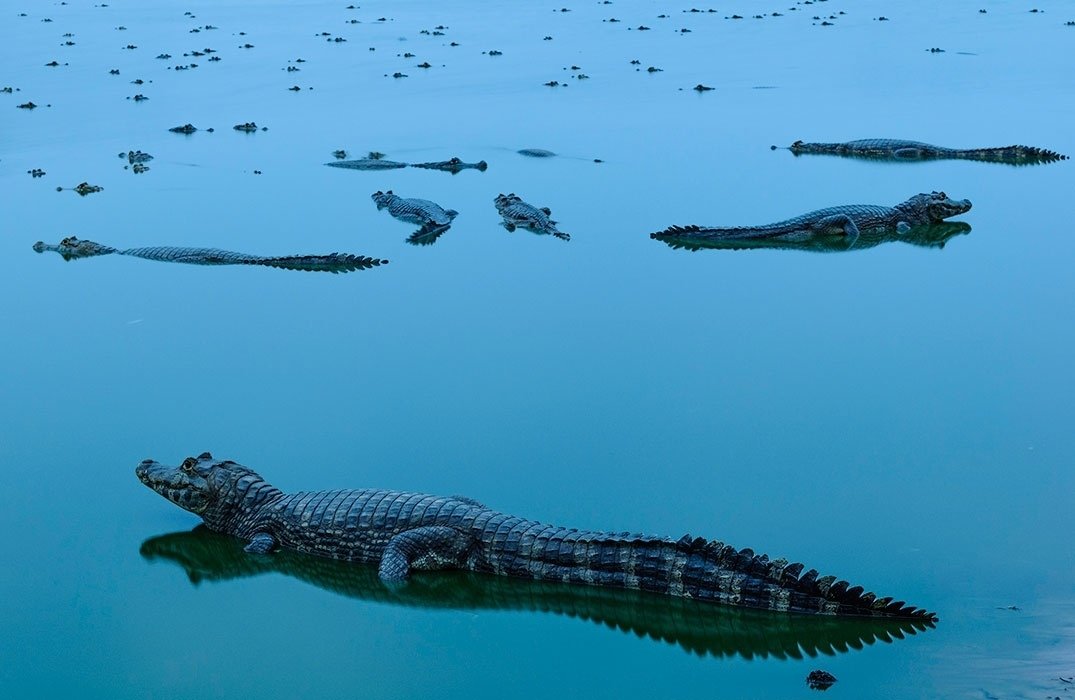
xmin=181 ymin=458 xmax=197 ymax=473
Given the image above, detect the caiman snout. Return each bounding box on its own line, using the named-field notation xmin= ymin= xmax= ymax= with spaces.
xmin=135 ymin=459 xmax=157 ymax=483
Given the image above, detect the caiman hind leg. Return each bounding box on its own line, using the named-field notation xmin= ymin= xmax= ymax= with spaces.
xmin=244 ymin=532 xmax=276 ymax=554
xmin=812 ymin=214 xmax=861 ymax=246
xmin=378 ymin=526 xmax=476 ymax=582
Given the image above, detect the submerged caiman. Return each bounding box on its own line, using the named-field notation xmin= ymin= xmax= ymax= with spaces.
xmin=494 ymin=193 xmax=570 ymax=241
xmin=654 ymin=221 xmax=971 ymax=253
xmin=143 ymin=526 xmax=934 ymax=660
xmin=651 ymin=192 xmax=970 ymax=246
xmin=779 ymin=139 xmax=1067 ymax=165
xmin=137 ymin=453 xmax=937 ymax=620
xmin=34 ymin=236 xmax=387 ymax=273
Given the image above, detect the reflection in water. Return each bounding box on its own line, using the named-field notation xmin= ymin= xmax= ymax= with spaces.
xmin=652 ymin=222 xmax=970 ymax=254
xmin=142 ymin=527 xmax=934 ymax=661
xmin=33 ymin=237 xmax=388 ymax=273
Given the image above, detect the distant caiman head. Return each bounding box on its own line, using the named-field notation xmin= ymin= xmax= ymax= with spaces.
xmin=371 ymin=190 xmax=396 ymax=209
xmin=902 ymin=191 xmax=972 ymax=222
xmin=136 ymin=453 xmax=272 ymax=528
xmin=32 ymin=236 xmax=117 ymax=260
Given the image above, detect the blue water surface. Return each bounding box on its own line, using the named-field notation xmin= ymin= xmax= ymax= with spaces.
xmin=1 ymin=1 xmax=1073 ymax=698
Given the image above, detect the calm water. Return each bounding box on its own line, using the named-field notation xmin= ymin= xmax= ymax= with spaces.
xmin=2 ymin=1 xmax=1074 ymax=698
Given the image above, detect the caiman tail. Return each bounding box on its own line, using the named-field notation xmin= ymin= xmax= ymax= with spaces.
xmin=496 ymin=528 xmax=936 ymax=621
xmin=651 ymin=224 xmax=791 ymax=242
xmin=118 ymin=246 xmax=388 ymax=272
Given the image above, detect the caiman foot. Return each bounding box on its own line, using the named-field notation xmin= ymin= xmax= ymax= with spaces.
xmin=378 ymin=526 xmax=474 ymax=583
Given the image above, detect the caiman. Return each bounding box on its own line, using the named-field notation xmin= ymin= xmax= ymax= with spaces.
xmin=326 ymin=158 xmax=408 ymax=171
xmin=410 ymin=157 xmax=488 ymax=174
xmin=142 ymin=525 xmax=934 ymax=660
xmin=779 ymin=139 xmax=1067 ymax=165
xmin=494 ymin=193 xmax=570 ymax=241
xmin=136 ymin=453 xmax=937 ymax=620
xmin=650 ymin=192 xmax=970 ymax=246
xmin=33 ymin=236 xmax=387 ymax=273
xmin=372 ymin=190 xmax=458 ymax=234
xmin=653 ymin=221 xmax=971 ymax=253
xmin=326 ymin=157 xmax=486 ymax=173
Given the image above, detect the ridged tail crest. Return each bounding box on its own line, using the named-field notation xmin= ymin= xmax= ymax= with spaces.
xmin=669 ymin=534 xmax=937 ymax=621
xmin=516 ymin=528 xmax=936 ymax=621
xmin=254 ymin=253 xmax=389 ymax=273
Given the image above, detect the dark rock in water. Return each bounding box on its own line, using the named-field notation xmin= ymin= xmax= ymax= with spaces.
xmin=332 ymin=150 xmax=348 ymax=159
xmin=806 ymin=670 xmax=837 ymax=690
xmin=518 ymin=148 xmax=556 ymax=158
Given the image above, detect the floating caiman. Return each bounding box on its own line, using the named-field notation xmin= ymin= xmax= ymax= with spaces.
xmin=325 ymin=157 xmax=486 ymax=173
xmin=651 ymin=192 xmax=970 ymax=246
xmin=494 ymin=193 xmax=570 ymax=241
xmin=372 ymin=190 xmax=458 ymax=243
xmin=33 ymin=237 xmax=387 ymax=273
xmin=142 ymin=525 xmax=934 ymax=659
xmin=410 ymin=157 xmax=488 ymax=174
xmin=653 ymin=221 xmax=971 ymax=253
xmin=779 ymin=139 xmax=1067 ymax=165
xmin=136 ymin=453 xmax=937 ymax=620
xmin=326 ymin=158 xmax=408 ymax=170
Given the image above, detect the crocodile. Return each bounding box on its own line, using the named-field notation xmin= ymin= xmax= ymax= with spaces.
xmin=780 ymin=139 xmax=1068 ymax=165
xmin=650 ymin=192 xmax=970 ymax=246
xmin=494 ymin=193 xmax=570 ymax=241
xmin=410 ymin=157 xmax=488 ymax=174
xmin=135 ymin=453 xmax=938 ymax=620
xmin=654 ymin=221 xmax=971 ymax=253
xmin=33 ymin=237 xmax=387 ymax=273
xmin=372 ymin=190 xmax=458 ymax=239
xmin=142 ymin=525 xmax=934 ymax=660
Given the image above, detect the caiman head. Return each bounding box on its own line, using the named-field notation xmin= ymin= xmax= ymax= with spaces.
xmin=371 ymin=190 xmax=395 ymax=209
xmin=493 ymin=193 xmax=522 ymax=212
xmin=903 ymin=191 xmax=972 ymax=222
xmin=136 ymin=453 xmax=274 ymax=529
xmin=32 ymin=236 xmax=117 ymax=260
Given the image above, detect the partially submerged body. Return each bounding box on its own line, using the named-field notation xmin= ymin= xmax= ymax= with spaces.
xmin=494 ymin=193 xmax=570 ymax=241
xmin=781 ymin=139 xmax=1067 ymax=165
xmin=651 ymin=192 xmax=971 ymax=246
xmin=136 ymin=453 xmax=937 ymax=621
xmin=33 ymin=236 xmax=387 ymax=273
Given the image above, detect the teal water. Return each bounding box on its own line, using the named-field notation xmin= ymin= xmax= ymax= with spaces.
xmin=2 ymin=1 xmax=1074 ymax=698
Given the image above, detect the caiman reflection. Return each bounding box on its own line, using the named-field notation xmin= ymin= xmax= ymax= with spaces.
xmin=142 ymin=527 xmax=934 ymax=661
xmin=652 ymin=221 xmax=970 ymax=254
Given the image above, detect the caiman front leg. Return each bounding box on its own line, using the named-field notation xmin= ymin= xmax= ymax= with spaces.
xmin=378 ymin=526 xmax=476 ymax=583
xmin=812 ymin=215 xmax=860 ymax=245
